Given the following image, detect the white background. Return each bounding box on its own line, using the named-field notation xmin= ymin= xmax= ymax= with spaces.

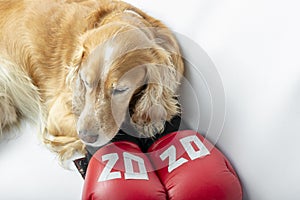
xmin=1 ymin=0 xmax=300 ymax=199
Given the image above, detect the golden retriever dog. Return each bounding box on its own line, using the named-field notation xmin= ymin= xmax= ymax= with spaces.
xmin=0 ymin=0 xmax=184 ymax=161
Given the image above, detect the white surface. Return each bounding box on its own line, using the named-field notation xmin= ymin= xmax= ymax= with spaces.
xmin=0 ymin=122 xmax=83 ymax=200
xmin=126 ymin=0 xmax=300 ymax=199
xmin=1 ymin=0 xmax=300 ymax=199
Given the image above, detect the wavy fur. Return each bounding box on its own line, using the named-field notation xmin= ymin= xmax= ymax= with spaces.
xmin=0 ymin=0 xmax=184 ymax=161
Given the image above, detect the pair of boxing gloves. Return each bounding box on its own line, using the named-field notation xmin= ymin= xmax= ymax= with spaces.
xmin=81 ymin=127 xmax=242 ymax=200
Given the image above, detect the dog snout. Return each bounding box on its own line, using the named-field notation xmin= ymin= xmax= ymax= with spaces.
xmin=78 ymin=130 xmax=99 ymax=144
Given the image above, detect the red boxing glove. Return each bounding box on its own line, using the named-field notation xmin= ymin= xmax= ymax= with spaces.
xmin=147 ymin=130 xmax=242 ymax=200
xmin=82 ymin=141 xmax=166 ymax=200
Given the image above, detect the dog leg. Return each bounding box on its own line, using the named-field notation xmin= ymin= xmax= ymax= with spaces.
xmin=0 ymin=57 xmax=43 ymax=135
xmin=0 ymin=96 xmax=18 ymax=133
xmin=46 ymin=93 xmax=85 ymax=160
xmin=0 ymin=61 xmax=19 ymax=134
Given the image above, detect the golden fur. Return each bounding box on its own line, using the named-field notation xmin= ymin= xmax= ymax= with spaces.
xmin=0 ymin=0 xmax=184 ymax=161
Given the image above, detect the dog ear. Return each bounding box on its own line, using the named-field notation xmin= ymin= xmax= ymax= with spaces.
xmin=127 ymin=11 xmax=184 ymax=137
xmin=131 ymin=51 xmax=182 ymax=137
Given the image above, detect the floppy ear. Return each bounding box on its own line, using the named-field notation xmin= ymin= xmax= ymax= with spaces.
xmin=127 ymin=11 xmax=184 ymax=137
xmin=131 ymin=51 xmax=183 ymax=137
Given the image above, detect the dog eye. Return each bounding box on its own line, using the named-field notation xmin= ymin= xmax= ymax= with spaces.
xmin=112 ymin=87 xmax=129 ymax=95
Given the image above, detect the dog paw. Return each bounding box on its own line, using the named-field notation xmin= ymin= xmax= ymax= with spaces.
xmin=131 ymin=119 xmax=165 ymax=138
xmin=130 ymin=104 xmax=167 ymax=137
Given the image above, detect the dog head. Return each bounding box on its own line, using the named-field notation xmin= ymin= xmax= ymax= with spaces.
xmin=70 ymin=17 xmax=183 ymax=147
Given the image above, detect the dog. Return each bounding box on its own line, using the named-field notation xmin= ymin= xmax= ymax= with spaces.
xmin=0 ymin=0 xmax=184 ymax=161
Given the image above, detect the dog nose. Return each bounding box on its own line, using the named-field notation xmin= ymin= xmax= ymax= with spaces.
xmin=78 ymin=130 xmax=99 ymax=143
